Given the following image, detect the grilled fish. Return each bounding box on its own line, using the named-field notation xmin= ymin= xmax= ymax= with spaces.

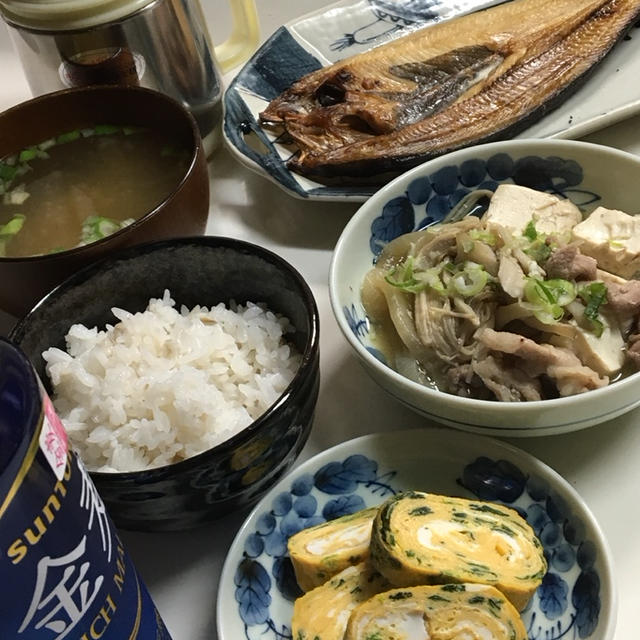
xmin=260 ymin=0 xmax=640 ymax=183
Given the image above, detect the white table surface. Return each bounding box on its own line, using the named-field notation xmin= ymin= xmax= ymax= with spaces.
xmin=2 ymin=2 xmax=640 ymax=639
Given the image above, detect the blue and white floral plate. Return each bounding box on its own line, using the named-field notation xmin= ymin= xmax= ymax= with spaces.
xmin=217 ymin=427 xmax=616 ymax=640
xmin=223 ymin=0 xmax=640 ymax=201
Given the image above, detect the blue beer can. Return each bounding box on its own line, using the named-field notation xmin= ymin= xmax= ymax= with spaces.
xmin=0 ymin=338 xmax=172 ymax=639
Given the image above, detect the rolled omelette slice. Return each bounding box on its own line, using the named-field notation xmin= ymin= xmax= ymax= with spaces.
xmin=344 ymin=583 xmax=527 ymax=640
xmin=370 ymin=491 xmax=546 ymax=610
xmin=288 ymin=507 xmax=378 ymax=591
xmin=292 ymin=562 xmax=390 ymax=640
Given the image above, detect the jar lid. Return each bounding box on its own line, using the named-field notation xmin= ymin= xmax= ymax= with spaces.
xmin=0 ymin=0 xmax=157 ymax=31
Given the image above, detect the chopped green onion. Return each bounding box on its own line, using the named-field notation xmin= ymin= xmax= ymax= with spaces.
xmin=523 ymin=278 xmax=577 ymax=325
xmin=415 ymin=267 xmax=446 ymax=294
xmin=522 ymin=302 xmax=563 ymax=325
xmin=524 ymin=239 xmax=552 ymax=263
xmin=57 ymin=130 xmax=81 ymax=144
xmin=0 ymin=213 xmax=25 ymax=236
xmin=579 ymin=282 xmax=607 ymax=313
xmin=385 ymin=257 xmax=424 ymax=293
xmin=535 ymin=304 xmax=563 ymax=324
xmin=544 ymin=279 xmax=576 ymax=306
xmin=386 ymin=258 xmax=491 ymax=298
xmin=578 ymin=281 xmax=607 ymax=337
xmin=587 ymin=317 xmax=604 ymax=337
xmin=459 ymin=233 xmax=474 ymax=253
xmin=0 ymin=213 xmax=26 ymax=257
xmin=525 ymin=278 xmax=555 ymax=305
xmin=520 ymin=220 xmax=558 ymax=264
xmin=450 ymin=263 xmax=489 ymax=297
xmin=523 ymin=278 xmax=567 ymax=324
xmin=19 ymin=148 xmax=38 ymax=163
xmin=0 ymin=162 xmax=18 ymax=183
xmin=523 ymin=220 xmax=537 ymax=241
xmin=443 ymin=262 xmax=457 ymax=275
xmin=384 ymin=257 xmax=447 ymax=294
xmin=521 ymin=220 xmax=556 ymax=263
xmin=94 ymin=124 xmax=119 ymax=135
xmin=468 ymin=229 xmax=497 ymax=246
xmin=80 ymin=215 xmax=125 ymax=245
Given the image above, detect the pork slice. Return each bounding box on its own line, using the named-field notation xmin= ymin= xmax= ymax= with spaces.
xmin=477 ymin=328 xmax=567 ymax=372
xmin=605 ymin=280 xmax=640 ymax=316
xmin=447 ymin=363 xmax=477 ymax=397
xmin=547 ymin=364 xmax=608 ymax=396
xmin=627 ymin=336 xmax=640 ymax=369
xmin=476 ymin=328 xmax=608 ymax=395
xmin=545 ymin=246 xmax=597 ymax=281
xmin=446 ymin=362 xmax=503 ymax=400
xmin=626 ymin=315 xmax=640 ymax=369
xmin=472 ymin=355 xmax=542 ymax=401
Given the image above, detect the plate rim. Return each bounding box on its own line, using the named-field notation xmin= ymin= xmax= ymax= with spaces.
xmin=216 ymin=425 xmax=618 ymax=640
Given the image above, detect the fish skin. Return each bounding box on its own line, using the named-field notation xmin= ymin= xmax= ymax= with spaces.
xmin=260 ymin=0 xmax=640 ymax=184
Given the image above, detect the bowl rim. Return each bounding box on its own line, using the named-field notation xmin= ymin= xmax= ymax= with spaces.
xmin=10 ymin=234 xmax=320 ymax=478
xmin=0 ymin=84 xmax=203 ymax=263
xmin=329 ymin=138 xmax=640 ymax=414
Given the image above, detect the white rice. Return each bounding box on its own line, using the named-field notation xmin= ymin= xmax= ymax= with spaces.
xmin=43 ymin=290 xmax=302 ymax=473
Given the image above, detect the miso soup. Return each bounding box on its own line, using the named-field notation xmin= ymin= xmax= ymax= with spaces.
xmin=0 ymin=125 xmax=191 ymax=257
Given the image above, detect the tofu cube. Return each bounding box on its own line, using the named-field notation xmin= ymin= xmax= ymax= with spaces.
xmin=572 ymin=317 xmax=625 ymax=377
xmin=572 ymin=206 xmax=640 ymax=279
xmin=483 ymin=184 xmax=582 ymax=237
xmin=549 ymin=316 xmax=624 ymax=378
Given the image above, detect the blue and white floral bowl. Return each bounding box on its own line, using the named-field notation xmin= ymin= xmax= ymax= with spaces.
xmin=329 ymin=139 xmax=640 ymax=436
xmin=217 ymin=427 xmax=616 ymax=640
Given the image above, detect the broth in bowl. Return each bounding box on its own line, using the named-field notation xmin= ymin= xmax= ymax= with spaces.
xmin=0 ymin=125 xmax=190 ymax=257
xmin=363 ymin=183 xmax=640 ymax=402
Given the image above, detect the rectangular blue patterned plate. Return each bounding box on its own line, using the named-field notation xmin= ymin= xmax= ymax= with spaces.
xmin=223 ymin=0 xmax=640 ymax=201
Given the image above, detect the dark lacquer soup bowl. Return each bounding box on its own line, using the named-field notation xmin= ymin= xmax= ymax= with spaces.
xmin=0 ymin=85 xmax=209 ymax=317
